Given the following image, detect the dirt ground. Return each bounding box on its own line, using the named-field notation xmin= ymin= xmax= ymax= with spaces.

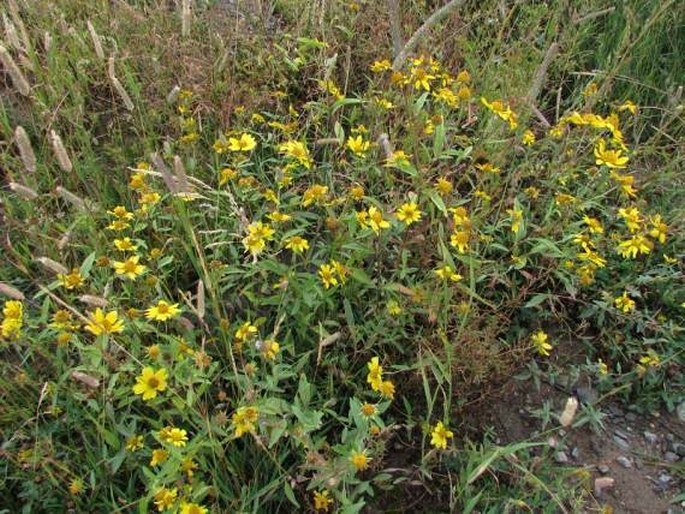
xmin=473 ymin=377 xmax=685 ymax=514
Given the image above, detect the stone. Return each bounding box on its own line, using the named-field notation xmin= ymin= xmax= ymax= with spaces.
xmin=594 ymin=477 xmax=615 ymax=497
xmin=612 ymin=435 xmax=631 ymax=451
xmin=575 ymin=386 xmax=598 ymax=405
xmin=554 ymin=451 xmax=569 ymax=464
xmin=664 ymin=451 xmax=679 ymax=462
xmin=644 ymin=431 xmax=658 ymax=445
xmin=625 ymin=412 xmax=638 ymax=422
xmin=677 ymin=402 xmax=685 ymax=423
xmin=598 ymin=464 xmax=610 ymax=474
xmin=616 ymin=455 xmax=632 ymax=468
xmin=571 ymin=447 xmax=580 ymax=459
xmin=676 ymin=443 xmax=685 ymax=458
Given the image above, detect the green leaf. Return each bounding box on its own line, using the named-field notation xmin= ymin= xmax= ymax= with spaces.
xmin=283 ymin=482 xmax=300 ymax=508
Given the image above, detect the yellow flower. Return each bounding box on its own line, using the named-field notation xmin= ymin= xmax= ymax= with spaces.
xmin=232 ymin=406 xmax=259 ymax=437
xmin=159 ymin=426 xmax=188 ymax=447
xmin=480 ymin=97 xmax=518 ymax=129
xmin=639 ymin=350 xmax=660 ymax=369
xmin=370 ymin=59 xmax=391 ymax=72
xmin=278 ymin=140 xmax=312 ymax=168
xmin=367 ymin=206 xmax=390 ymax=234
xmin=139 ymin=191 xmax=161 ymax=207
xmin=507 ymin=207 xmax=523 ymax=233
xmin=125 ymin=435 xmax=144 ymax=452
xmin=180 ymin=502 xmax=208 ymax=514
xmin=436 ymin=177 xmax=453 ymax=196
xmin=243 ymin=234 xmax=266 ymax=255
xmin=68 ymin=479 xmax=84 ymax=496
xmin=3 ymin=300 xmax=23 ymax=320
xmin=524 ymin=186 xmax=540 ymax=199
xmin=396 ymin=202 xmax=422 ymax=226
xmin=150 ymin=448 xmax=170 ymax=467
xmin=302 ymin=184 xmax=329 ymax=207
xmin=361 ymin=403 xmax=377 ymax=417
xmin=129 ymin=171 xmax=147 ymax=190
xmin=146 ymin=300 xmax=182 ymax=322
xmin=475 ymin=162 xmax=501 ymax=174
xmin=614 ymin=292 xmax=635 ymax=313
xmin=617 ymin=234 xmax=653 ymax=259
xmin=85 ymin=309 xmax=124 ymax=336
xmin=435 ymin=87 xmax=459 ymax=108
xmin=378 ymin=380 xmax=395 ymax=399
xmin=385 ymin=150 xmax=411 ymax=168
xmin=450 ymin=230 xmax=470 ymax=254
xmin=313 ymin=490 xmax=334 ymax=512
xmin=132 ymin=367 xmax=168 ymax=401
xmin=618 ymin=206 xmax=641 ymax=232
xmin=107 ymin=205 xmax=134 ymax=220
xmin=235 ymin=321 xmax=258 ymax=341
xmin=180 ymin=458 xmax=198 ymax=478
xmin=350 ymin=450 xmax=370 ymax=471
xmin=411 ymin=67 xmax=435 ymax=91
xmin=57 ymin=268 xmax=85 ymax=290
xmin=319 ymin=264 xmax=338 ymax=289
xmin=284 ymin=236 xmax=310 ymax=253
xmin=555 ymin=193 xmax=576 ymax=206
xmin=114 ymin=237 xmax=138 ymax=252
xmin=257 ymin=338 xmax=280 ymax=360
xmin=522 ymin=130 xmax=536 ymax=146
xmin=648 ymin=215 xmax=667 ymax=244
xmin=346 ymin=135 xmax=370 ymax=156
xmin=531 ymin=330 xmax=552 ymax=357
xmin=367 ymin=356 xmax=383 ymax=390
xmin=430 ymin=421 xmax=454 ymax=449
xmin=112 ymin=255 xmax=147 ymax=280
xmin=228 ymin=132 xmax=256 ymax=152
xmin=153 ymin=487 xmax=177 ymax=511
xmin=435 ymin=265 xmax=462 ymax=282
xmin=267 ymin=211 xmax=292 ymax=223
xmin=219 ymin=167 xmax=238 ymax=185
xmin=597 ymin=359 xmax=609 ymax=376
xmin=618 ymin=100 xmax=637 ymax=115
xmin=107 ymin=219 xmax=130 ymax=231
xmin=386 ymin=299 xmax=402 ymax=316
xmin=582 ymin=216 xmax=604 ymax=234
xmin=594 ymin=138 xmax=628 ymax=168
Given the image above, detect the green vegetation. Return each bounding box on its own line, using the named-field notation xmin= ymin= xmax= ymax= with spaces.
xmin=1 ymin=1 xmax=682 ymax=512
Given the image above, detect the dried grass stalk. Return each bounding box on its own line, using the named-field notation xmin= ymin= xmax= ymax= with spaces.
xmin=196 ymin=280 xmax=205 ymax=320
xmin=181 ymin=0 xmax=191 ymax=38
xmin=49 ymin=130 xmax=73 ymax=172
xmin=166 ymin=85 xmax=180 ymax=104
xmin=3 ymin=13 xmax=22 ymax=51
xmin=0 ymin=43 xmax=30 ymax=96
xmin=107 ymin=57 xmax=135 ymax=111
xmin=71 ymin=370 xmax=100 ymax=388
xmin=173 ymin=155 xmax=190 ymax=193
xmin=35 ymin=257 xmax=68 ymax=275
xmin=43 ymin=31 xmax=52 ymax=53
xmin=86 ymin=20 xmax=105 ymax=59
xmin=392 ymin=0 xmax=467 ymax=71
xmin=9 ymin=181 xmax=38 ymax=200
xmin=0 ymin=283 xmax=25 ymax=300
xmin=78 ymin=295 xmax=108 ymax=308
xmin=14 ymin=126 xmax=36 ymax=174
xmin=55 ymin=186 xmax=87 ymax=213
xmin=7 ymin=0 xmax=31 ymax=52
xmin=151 ymin=153 xmax=178 ymax=193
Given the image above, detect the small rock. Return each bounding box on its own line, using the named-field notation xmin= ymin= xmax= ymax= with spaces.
xmin=616 ymin=455 xmax=632 ymax=468
xmin=634 ymin=457 xmax=643 ymax=470
xmin=644 ymin=431 xmax=658 ymax=445
xmin=614 ymin=428 xmax=631 ymax=440
xmin=625 ymin=412 xmax=638 ymax=422
xmin=571 ymin=447 xmax=580 ymax=459
xmin=594 ymin=477 xmax=615 ymax=496
xmin=613 ymin=435 xmax=631 ymax=451
xmin=598 ymin=464 xmax=610 ymax=474
xmin=554 ymin=451 xmax=569 ymax=464
xmin=676 ymin=443 xmax=685 ymax=458
xmin=664 ymin=451 xmax=679 ymax=462
xmin=677 ymin=401 xmax=685 ymax=423
xmin=575 ymin=386 xmax=598 ymax=405
xmin=658 ymin=473 xmax=672 ymax=486
xmin=547 ymin=436 xmax=557 ymax=448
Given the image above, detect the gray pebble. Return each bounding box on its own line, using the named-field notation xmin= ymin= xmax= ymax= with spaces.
xmin=613 ymin=435 xmax=631 ymax=451
xmin=677 ymin=401 xmax=685 ymax=423
xmin=554 ymin=451 xmax=569 ymax=464
xmin=598 ymin=464 xmax=610 ymax=474
xmin=644 ymin=431 xmax=658 ymax=444
xmin=571 ymin=447 xmax=580 ymax=459
xmin=616 ymin=455 xmax=632 ymax=468
xmin=626 ymin=412 xmax=638 ymax=422
xmin=575 ymin=386 xmax=598 ymax=404
xmin=664 ymin=451 xmax=679 ymax=462
xmin=676 ymin=443 xmax=685 ymax=458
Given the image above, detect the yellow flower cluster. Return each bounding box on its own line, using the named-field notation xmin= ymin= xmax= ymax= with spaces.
xmin=366 ymin=357 xmax=395 ymax=399
xmin=1 ymin=300 xmax=23 ymax=339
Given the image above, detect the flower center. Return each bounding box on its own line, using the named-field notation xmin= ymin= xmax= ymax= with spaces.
xmin=147 ymin=377 xmax=159 ymax=389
